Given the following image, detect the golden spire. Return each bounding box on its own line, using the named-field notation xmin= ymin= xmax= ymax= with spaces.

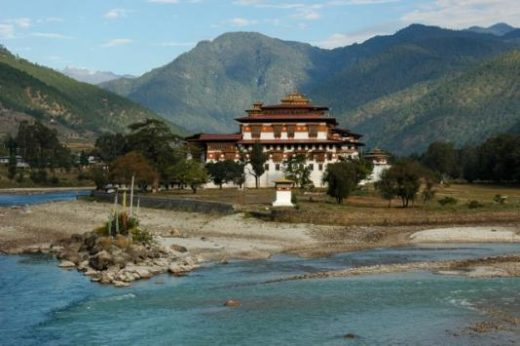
xmin=281 ymin=91 xmax=310 ymax=105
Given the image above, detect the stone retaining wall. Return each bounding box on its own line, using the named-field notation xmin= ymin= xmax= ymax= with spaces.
xmin=91 ymin=191 xmax=235 ymax=214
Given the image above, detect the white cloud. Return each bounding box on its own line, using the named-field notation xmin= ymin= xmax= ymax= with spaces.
xmin=101 ymin=38 xmax=133 ymax=47
xmin=148 ymin=0 xmax=179 ymax=3
xmin=227 ymin=17 xmax=259 ymax=26
xmin=0 ymin=24 xmax=14 ymax=39
xmin=317 ymin=23 xmax=399 ymax=48
xmin=104 ymin=9 xmax=128 ymax=20
xmin=8 ymin=18 xmax=31 ymax=28
xmin=37 ymin=17 xmax=63 ymax=24
xmin=327 ymin=0 xmax=401 ymax=5
xmin=31 ymin=32 xmax=72 ymax=39
xmin=293 ymin=8 xmax=321 ymax=20
xmin=402 ymin=0 xmax=520 ymax=28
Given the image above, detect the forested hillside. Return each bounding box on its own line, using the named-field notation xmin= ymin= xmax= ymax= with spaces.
xmin=101 ymin=24 xmax=519 ymax=153
xmin=0 ymin=46 xmax=183 ymax=145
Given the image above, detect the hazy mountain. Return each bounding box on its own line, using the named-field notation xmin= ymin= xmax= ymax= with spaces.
xmin=345 ymin=50 xmax=520 ymax=154
xmin=466 ymin=23 xmax=516 ymax=36
xmin=103 ymin=32 xmax=327 ymax=132
xmin=101 ymin=24 xmax=520 ymax=153
xmin=61 ymin=67 xmax=135 ymax=85
xmin=0 ymin=47 xmax=183 ymax=145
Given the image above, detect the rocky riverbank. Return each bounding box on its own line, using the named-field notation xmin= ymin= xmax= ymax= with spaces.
xmin=52 ymin=231 xmax=200 ymax=287
xmin=265 ymin=255 xmax=520 ymax=284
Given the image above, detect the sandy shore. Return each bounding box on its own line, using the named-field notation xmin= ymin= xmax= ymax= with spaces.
xmin=411 ymin=226 xmax=520 ymax=243
xmin=1 ymin=200 xmax=519 ymax=265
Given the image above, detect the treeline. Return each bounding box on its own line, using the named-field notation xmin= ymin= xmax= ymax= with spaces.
xmin=92 ymin=119 xmax=208 ymax=192
xmin=416 ymin=134 xmax=520 ymax=183
xmin=4 ymin=120 xmax=73 ymax=183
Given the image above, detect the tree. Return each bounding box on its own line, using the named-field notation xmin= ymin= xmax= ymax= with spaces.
xmin=421 ymin=141 xmax=458 ymax=180
xmin=323 ymin=160 xmax=370 ymax=204
xmin=126 ymin=118 xmax=182 ymax=179
xmin=14 ymin=121 xmax=72 ymax=182
xmin=283 ymin=153 xmax=312 ymax=189
xmin=110 ymin=151 xmax=159 ymax=189
xmin=5 ymin=136 xmax=17 ymax=180
xmin=206 ymin=160 xmax=244 ymax=189
xmin=95 ymin=133 xmax=128 ymax=163
xmin=79 ymin=151 xmax=89 ymax=167
xmin=249 ymin=142 xmax=268 ymax=189
xmin=376 ymin=160 xmax=425 ymax=208
xmin=169 ymin=159 xmax=208 ymax=193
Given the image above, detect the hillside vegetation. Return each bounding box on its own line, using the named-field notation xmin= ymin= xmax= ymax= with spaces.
xmin=101 ymin=24 xmax=519 ymax=153
xmin=0 ymin=46 xmax=183 ymax=144
xmin=347 ymin=50 xmax=520 ymax=153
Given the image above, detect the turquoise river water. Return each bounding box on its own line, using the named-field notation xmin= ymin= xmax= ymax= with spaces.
xmin=1 ymin=244 xmax=520 ymax=345
xmin=1 ymin=193 xmax=519 ymax=345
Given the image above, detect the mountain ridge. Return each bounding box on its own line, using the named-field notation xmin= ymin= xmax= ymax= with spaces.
xmin=0 ymin=47 xmax=184 ymax=145
xmin=101 ymin=24 xmax=519 ymax=153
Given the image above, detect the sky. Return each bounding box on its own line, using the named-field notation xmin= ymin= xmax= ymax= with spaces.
xmin=1 ymin=0 xmax=519 ymax=76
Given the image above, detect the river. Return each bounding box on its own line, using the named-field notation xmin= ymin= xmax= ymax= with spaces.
xmin=0 ymin=192 xmax=519 ymax=345
xmin=1 ymin=244 xmax=520 ymax=345
xmin=0 ymin=190 xmax=92 ymax=207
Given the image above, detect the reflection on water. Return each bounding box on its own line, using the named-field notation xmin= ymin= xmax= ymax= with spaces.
xmin=0 ymin=190 xmax=91 ymax=207
xmin=1 ymin=244 xmax=519 ymax=345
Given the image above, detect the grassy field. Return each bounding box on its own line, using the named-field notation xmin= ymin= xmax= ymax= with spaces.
xmin=0 ymin=166 xmax=94 ymax=189
xmin=157 ymin=183 xmax=520 ymax=226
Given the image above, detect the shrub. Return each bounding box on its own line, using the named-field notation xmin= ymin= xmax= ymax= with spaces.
xmin=467 ymin=200 xmax=484 ymax=209
xmin=438 ymin=196 xmax=458 ymax=206
xmin=114 ymin=234 xmax=131 ymax=249
xmin=130 ymin=227 xmax=153 ymax=245
xmin=97 ymin=236 xmax=113 ymax=250
xmin=30 ymin=169 xmax=47 ymax=183
xmin=493 ymin=194 xmax=508 ymax=204
xmin=105 ymin=211 xmax=139 ymax=236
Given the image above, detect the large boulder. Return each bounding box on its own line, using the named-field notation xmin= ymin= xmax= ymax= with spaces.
xmin=224 ymin=299 xmax=240 ymax=307
xmin=89 ymin=250 xmax=113 ymax=270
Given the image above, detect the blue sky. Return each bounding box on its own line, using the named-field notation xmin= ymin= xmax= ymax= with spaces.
xmin=1 ymin=0 xmax=518 ymax=75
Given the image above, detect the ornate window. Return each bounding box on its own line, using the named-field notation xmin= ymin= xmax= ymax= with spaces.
xmin=287 ymin=125 xmax=295 ymax=138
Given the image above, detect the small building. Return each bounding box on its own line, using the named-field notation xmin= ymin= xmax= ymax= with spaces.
xmin=0 ymin=155 xmax=30 ymax=168
xmin=188 ymin=92 xmax=364 ymax=188
xmin=362 ymin=148 xmax=391 ymax=184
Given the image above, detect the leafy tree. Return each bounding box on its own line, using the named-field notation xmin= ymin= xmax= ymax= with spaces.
xmin=79 ymin=151 xmax=89 ymax=167
xmin=377 ymin=160 xmax=424 ymax=208
xmin=323 ymin=160 xmax=370 ymax=204
xmin=206 ymin=160 xmax=244 ymax=189
xmin=89 ymin=166 xmax=109 ymax=189
xmin=283 ymin=154 xmax=312 ymax=189
xmin=421 ymin=141 xmax=458 ymax=180
xmin=168 ymin=159 xmax=208 ymax=193
xmin=14 ymin=120 xmax=72 ymax=176
xmin=249 ymin=142 xmax=268 ymax=189
xmin=206 ymin=161 xmax=228 ymax=189
xmin=5 ymin=136 xmax=17 ymax=180
xmin=95 ymin=133 xmax=128 ymax=163
xmin=110 ymin=151 xmax=159 ymax=189
xmin=126 ymin=118 xmax=182 ymax=179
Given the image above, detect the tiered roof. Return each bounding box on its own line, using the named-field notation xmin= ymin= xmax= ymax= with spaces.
xmin=236 ymin=92 xmax=336 ymax=124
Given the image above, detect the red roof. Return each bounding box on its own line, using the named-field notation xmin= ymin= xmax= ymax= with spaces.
xmin=238 ymin=139 xmax=364 ymax=146
xmin=187 ymin=133 xmax=242 ymax=142
xmin=236 ymin=115 xmax=338 ymax=123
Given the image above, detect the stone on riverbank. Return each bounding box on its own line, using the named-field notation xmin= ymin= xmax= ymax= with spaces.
xmin=224 ymin=299 xmax=240 ymax=307
xmin=51 ymin=231 xmax=199 ymax=287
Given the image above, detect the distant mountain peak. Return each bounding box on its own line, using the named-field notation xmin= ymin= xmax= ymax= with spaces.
xmin=61 ymin=66 xmax=134 ymax=85
xmin=466 ymin=23 xmax=516 ymax=36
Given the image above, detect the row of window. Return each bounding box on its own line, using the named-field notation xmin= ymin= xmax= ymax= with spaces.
xmin=265 ymin=163 xmax=325 ymax=172
xmin=245 ymin=144 xmax=355 ymax=151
